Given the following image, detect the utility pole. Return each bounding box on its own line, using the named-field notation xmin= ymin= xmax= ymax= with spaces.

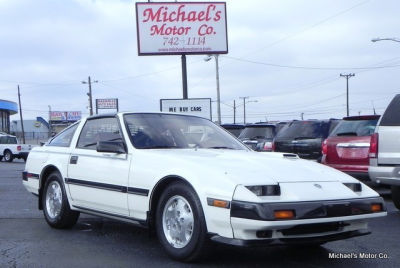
xmin=17 ymin=85 xmax=25 ymax=144
xmin=233 ymin=100 xmax=236 ymax=124
xmin=239 ymin=96 xmax=249 ymax=124
xmin=340 ymin=73 xmax=355 ymax=117
xmin=48 ymin=105 xmax=52 ymax=137
xmin=82 ymin=76 xmax=98 ymax=116
xmin=301 ymin=112 xmax=304 ymax=120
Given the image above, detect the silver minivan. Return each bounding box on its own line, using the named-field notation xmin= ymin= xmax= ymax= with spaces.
xmin=369 ymin=94 xmax=400 ymax=209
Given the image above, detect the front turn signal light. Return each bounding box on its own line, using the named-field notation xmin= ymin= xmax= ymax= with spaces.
xmin=371 ymin=203 xmax=383 ymax=212
xmin=274 ymin=210 xmax=295 ymax=220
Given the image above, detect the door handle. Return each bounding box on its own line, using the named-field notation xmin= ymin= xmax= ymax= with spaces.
xmin=70 ymin=155 xmax=78 ymax=164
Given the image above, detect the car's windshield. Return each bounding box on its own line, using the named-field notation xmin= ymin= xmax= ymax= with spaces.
xmin=124 ymin=114 xmax=247 ymax=150
xmin=276 ymin=121 xmax=327 ymax=139
xmin=330 ymin=119 xmax=378 ymax=137
xmin=238 ymin=126 xmax=275 ymax=140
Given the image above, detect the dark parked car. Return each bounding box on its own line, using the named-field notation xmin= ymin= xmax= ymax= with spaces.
xmin=322 ymin=115 xmax=380 ymax=180
xmin=273 ymin=119 xmax=339 ymax=161
xmin=221 ymin=123 xmax=245 ymax=137
xmin=238 ymin=123 xmax=276 ymax=151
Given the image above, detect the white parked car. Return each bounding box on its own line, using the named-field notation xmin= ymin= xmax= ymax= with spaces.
xmin=0 ymin=132 xmax=34 ymax=162
xmin=22 ymin=113 xmax=386 ymax=261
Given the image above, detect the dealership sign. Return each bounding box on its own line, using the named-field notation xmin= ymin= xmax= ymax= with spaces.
xmin=96 ymin=98 xmax=118 ymax=109
xmin=50 ymin=111 xmax=81 ymax=122
xmin=160 ymin=98 xmax=212 ymax=120
xmin=135 ymin=2 xmax=228 ymax=55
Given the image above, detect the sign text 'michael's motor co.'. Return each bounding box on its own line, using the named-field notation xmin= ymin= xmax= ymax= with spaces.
xmin=136 ymin=2 xmax=228 ymax=55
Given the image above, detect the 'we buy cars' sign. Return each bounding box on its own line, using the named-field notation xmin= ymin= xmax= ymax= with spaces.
xmin=135 ymin=2 xmax=228 ymax=55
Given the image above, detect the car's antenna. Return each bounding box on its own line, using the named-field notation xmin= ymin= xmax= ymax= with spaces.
xmin=371 ymin=101 xmax=376 ymax=115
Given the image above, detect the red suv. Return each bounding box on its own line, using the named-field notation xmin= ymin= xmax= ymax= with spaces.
xmin=321 ymin=115 xmax=380 ymax=180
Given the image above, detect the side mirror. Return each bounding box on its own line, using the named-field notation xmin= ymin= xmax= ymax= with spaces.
xmin=96 ymin=141 xmax=126 ymax=154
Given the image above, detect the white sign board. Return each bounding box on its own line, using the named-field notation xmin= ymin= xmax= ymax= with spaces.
xmin=136 ymin=2 xmax=228 ymax=55
xmin=96 ymin=98 xmax=118 ymax=109
xmin=160 ymin=98 xmax=212 ymax=120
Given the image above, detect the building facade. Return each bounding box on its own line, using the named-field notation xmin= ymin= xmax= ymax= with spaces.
xmin=0 ymin=99 xmax=18 ymax=133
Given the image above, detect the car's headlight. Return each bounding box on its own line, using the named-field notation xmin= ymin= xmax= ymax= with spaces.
xmin=343 ymin=182 xmax=362 ymax=192
xmin=245 ymin=185 xmax=280 ymax=196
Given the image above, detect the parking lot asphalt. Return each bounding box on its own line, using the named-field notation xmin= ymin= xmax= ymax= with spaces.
xmin=0 ymin=161 xmax=399 ymax=268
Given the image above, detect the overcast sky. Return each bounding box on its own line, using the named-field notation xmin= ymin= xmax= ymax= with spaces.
xmin=0 ymin=0 xmax=399 ymax=123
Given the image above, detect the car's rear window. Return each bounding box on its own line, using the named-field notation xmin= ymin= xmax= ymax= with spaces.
xmin=275 ymin=121 xmax=327 ymax=139
xmin=238 ymin=126 xmax=275 ymax=139
xmin=380 ymin=95 xmax=400 ymax=126
xmin=330 ymin=119 xmax=378 ymax=137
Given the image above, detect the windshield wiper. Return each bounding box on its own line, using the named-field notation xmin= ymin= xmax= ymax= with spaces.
xmin=141 ymin=145 xmax=179 ymax=149
xmin=336 ymin=132 xmax=358 ymax=136
xmin=83 ymin=142 xmax=97 ymax=147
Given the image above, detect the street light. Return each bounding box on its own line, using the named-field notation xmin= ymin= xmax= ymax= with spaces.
xmin=204 ymin=54 xmax=221 ymax=124
xmin=371 ymin=37 xmax=400 ymax=43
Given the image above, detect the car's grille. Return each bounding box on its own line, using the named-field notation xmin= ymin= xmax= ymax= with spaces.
xmin=279 ymin=222 xmax=347 ymax=236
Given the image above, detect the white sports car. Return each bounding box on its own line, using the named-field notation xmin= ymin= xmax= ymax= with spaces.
xmin=22 ymin=113 xmax=386 ymax=261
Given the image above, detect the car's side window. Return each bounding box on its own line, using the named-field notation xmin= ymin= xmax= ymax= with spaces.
xmin=77 ymin=117 xmax=122 ymax=150
xmin=48 ymin=124 xmax=79 ymax=147
xmin=8 ymin=137 xmax=17 ymax=144
xmin=0 ymin=136 xmax=6 ymax=144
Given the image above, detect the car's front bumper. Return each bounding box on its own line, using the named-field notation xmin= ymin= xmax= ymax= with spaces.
xmin=230 ymin=197 xmax=385 ymax=221
xmin=210 ymin=229 xmax=370 ymax=247
xmin=223 ymin=197 xmax=386 ymax=243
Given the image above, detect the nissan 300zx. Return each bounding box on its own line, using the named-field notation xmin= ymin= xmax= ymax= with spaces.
xmin=22 ymin=113 xmax=387 ymax=261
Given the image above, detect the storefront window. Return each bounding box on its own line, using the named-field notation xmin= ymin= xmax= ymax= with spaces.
xmin=0 ymin=111 xmax=10 ymax=133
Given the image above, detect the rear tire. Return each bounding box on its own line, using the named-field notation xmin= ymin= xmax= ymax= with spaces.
xmin=4 ymin=150 xmax=13 ymax=162
xmin=391 ymin=186 xmax=400 ymax=210
xmin=155 ymin=182 xmax=208 ymax=262
xmin=42 ymin=171 xmax=80 ymax=228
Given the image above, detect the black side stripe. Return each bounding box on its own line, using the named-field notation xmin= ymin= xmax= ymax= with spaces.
xmin=65 ymin=178 xmax=149 ymax=196
xmin=128 ymin=187 xmax=149 ymax=196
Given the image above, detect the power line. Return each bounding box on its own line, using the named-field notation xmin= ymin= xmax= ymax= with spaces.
xmin=235 ymin=0 xmax=371 ymax=58
xmin=223 ymin=56 xmax=400 ymax=71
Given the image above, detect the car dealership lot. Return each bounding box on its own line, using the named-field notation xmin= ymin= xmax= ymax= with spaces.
xmin=1 ymin=161 xmax=399 ymax=267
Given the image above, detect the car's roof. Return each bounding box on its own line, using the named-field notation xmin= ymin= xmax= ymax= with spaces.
xmin=86 ymin=112 xmax=208 ymax=120
xmin=245 ymin=123 xmax=276 ymax=128
xmin=221 ymin=123 xmax=246 ymax=129
xmin=342 ymin=115 xmax=380 ymax=120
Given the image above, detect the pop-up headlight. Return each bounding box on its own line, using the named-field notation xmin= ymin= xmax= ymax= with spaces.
xmin=245 ymin=185 xmax=281 ymax=196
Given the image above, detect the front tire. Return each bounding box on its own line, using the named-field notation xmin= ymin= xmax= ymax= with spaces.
xmin=42 ymin=171 xmax=80 ymax=228
xmin=4 ymin=150 xmax=13 ymax=162
xmin=391 ymin=186 xmax=400 ymax=209
xmin=156 ymin=182 xmax=208 ymax=262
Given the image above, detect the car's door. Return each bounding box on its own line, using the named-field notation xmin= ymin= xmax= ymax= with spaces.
xmin=67 ymin=116 xmax=130 ymax=216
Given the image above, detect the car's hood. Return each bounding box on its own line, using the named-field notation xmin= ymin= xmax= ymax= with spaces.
xmin=148 ymin=149 xmax=356 ymax=185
